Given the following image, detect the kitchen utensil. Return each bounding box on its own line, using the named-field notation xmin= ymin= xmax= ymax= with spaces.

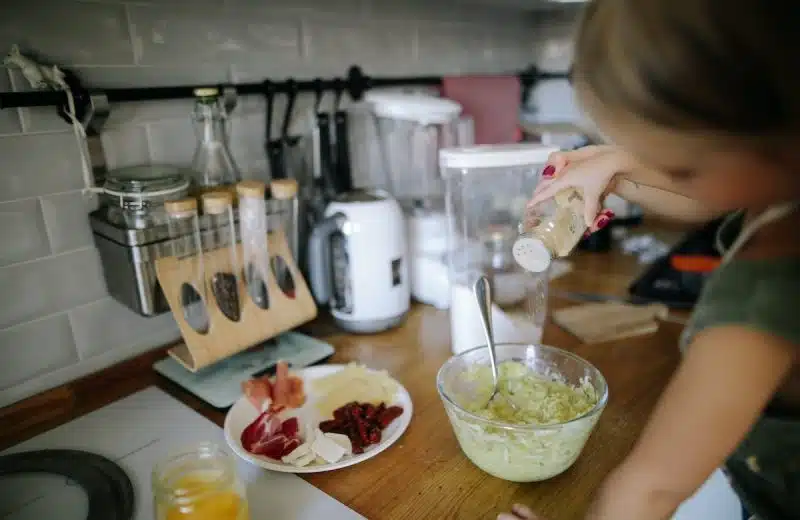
xmin=190 ymin=87 xmax=241 ymax=195
xmin=552 ymin=301 xmax=670 ymax=344
xmin=224 ymin=364 xmax=413 ymax=474
xmin=307 ymin=189 xmax=409 ymax=334
xmin=99 ymin=164 xmax=190 ymax=230
xmin=265 ymin=81 xmax=286 ymax=180
xmin=441 ymin=75 xmax=522 ymax=145
xmin=332 ymin=82 xmax=353 ymax=194
xmin=436 ymin=343 xmax=608 ymax=482
xmin=473 ymin=276 xmax=517 ymax=412
xmin=440 ymin=144 xmax=557 ymax=354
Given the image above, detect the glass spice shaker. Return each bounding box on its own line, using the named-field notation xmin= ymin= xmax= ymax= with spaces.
xmin=236 ymin=180 xmax=270 ymax=310
xmin=512 ymin=187 xmax=587 ymax=273
xmin=201 ymin=191 xmax=242 ymax=322
xmin=165 ymin=198 xmax=210 ymax=334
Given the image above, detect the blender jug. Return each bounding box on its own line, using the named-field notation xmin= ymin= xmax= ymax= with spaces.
xmin=364 ymin=92 xmax=467 ymax=308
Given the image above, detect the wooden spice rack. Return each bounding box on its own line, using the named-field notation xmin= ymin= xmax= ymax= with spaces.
xmin=155 ymin=228 xmax=317 ymax=372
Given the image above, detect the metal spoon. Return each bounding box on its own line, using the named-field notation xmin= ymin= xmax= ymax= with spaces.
xmin=473 ymin=276 xmax=517 ymax=411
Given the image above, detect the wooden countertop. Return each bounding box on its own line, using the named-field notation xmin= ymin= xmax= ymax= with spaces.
xmin=0 ymin=225 xmax=690 ymax=520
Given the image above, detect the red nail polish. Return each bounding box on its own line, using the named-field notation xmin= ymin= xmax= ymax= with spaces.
xmin=541 ymin=165 xmax=555 ymax=178
xmin=582 ymin=230 xmax=591 ymax=239
xmin=596 ymin=217 xmax=609 ymax=229
xmin=604 ymin=209 xmax=615 ymax=218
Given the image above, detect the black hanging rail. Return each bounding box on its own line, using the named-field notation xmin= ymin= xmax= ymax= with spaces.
xmin=0 ymin=64 xmax=567 ymax=109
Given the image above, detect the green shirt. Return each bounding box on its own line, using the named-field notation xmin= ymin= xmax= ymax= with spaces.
xmin=680 ymin=214 xmax=800 ymax=520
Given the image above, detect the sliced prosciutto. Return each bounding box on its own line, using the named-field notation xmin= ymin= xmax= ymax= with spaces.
xmin=241 ymin=360 xmax=307 ymax=414
xmin=241 ymin=412 xmax=302 ymax=460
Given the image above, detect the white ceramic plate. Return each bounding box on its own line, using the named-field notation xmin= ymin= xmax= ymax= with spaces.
xmin=224 ymin=364 xmax=413 ymax=473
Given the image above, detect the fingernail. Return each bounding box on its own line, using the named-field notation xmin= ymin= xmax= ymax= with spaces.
xmin=541 ymin=165 xmax=555 ymax=178
xmin=583 ymin=230 xmax=591 ymax=238
xmin=604 ymin=209 xmax=615 ymax=218
xmin=596 ymin=217 xmax=609 ymax=229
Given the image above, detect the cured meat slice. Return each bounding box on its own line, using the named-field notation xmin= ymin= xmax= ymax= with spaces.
xmin=241 ymin=360 xmax=306 ymax=414
xmin=241 ymin=411 xmax=302 ymax=460
xmin=242 ymin=378 xmax=273 ymax=412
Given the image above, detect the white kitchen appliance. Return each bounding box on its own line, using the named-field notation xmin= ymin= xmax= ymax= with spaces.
xmin=0 ymin=387 xmax=363 ymax=520
xmin=308 ymin=189 xmax=409 ymax=333
xmin=364 ymin=92 xmax=471 ymax=309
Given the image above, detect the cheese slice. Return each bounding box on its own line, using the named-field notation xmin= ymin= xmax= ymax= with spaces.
xmin=281 ymin=442 xmax=312 ymax=464
xmin=311 ymin=428 xmax=347 ymax=464
xmin=324 ymin=433 xmax=353 ymax=456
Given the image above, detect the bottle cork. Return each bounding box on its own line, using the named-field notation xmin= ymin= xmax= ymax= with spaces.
xmin=236 ymin=180 xmax=267 ymax=198
xmin=165 ymin=197 xmax=198 ymax=216
xmin=201 ymin=190 xmax=234 ymax=215
xmin=193 ymin=87 xmax=219 ymax=97
xmin=270 ymin=178 xmax=298 ymax=200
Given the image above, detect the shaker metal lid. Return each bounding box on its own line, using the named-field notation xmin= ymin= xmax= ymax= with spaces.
xmin=201 ymin=190 xmax=233 ymax=214
xmin=236 ymin=180 xmax=267 ymax=198
xmin=439 ymin=143 xmax=559 ymax=171
xmin=103 ymin=165 xmax=190 ymax=198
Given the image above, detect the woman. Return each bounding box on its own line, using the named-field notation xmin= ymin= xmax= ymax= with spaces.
xmin=500 ymin=1 xmax=800 ymax=519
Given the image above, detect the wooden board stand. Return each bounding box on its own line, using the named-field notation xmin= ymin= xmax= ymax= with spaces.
xmin=155 ymin=229 xmax=317 ymax=372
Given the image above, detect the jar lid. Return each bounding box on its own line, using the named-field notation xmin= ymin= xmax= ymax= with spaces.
xmin=269 ymin=178 xmax=298 ymax=200
xmin=165 ymin=198 xmax=198 ymax=216
xmin=201 ymin=191 xmax=233 ymax=214
xmin=364 ymin=92 xmax=462 ymax=125
xmin=194 ymin=87 xmax=219 ymax=97
xmin=439 ymin=144 xmax=559 ymax=170
xmin=104 ymin=165 xmax=190 ymax=198
xmin=236 ymin=180 xmax=266 ymax=198
xmin=512 ymin=236 xmax=552 ymax=273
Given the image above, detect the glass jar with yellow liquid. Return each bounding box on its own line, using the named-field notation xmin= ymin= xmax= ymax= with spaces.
xmin=152 ymin=443 xmax=249 ymax=520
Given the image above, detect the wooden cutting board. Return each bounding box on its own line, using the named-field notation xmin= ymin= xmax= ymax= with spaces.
xmin=552 ymin=302 xmax=669 ymax=344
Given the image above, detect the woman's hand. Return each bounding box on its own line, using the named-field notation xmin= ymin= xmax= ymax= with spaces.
xmin=529 ymin=145 xmax=636 ymax=231
xmin=497 ymin=504 xmax=546 ymax=520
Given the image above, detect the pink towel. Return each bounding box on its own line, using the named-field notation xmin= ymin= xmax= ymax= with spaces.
xmin=441 ymin=75 xmax=521 ymax=145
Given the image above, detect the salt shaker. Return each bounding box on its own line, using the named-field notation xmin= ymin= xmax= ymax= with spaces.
xmin=512 ymin=187 xmax=587 ymax=272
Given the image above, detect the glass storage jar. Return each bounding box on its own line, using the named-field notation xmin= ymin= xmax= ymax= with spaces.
xmin=439 ymin=144 xmax=558 ymax=355
xmin=102 ymin=165 xmax=190 ymax=229
xmin=152 ymin=442 xmax=249 ymax=520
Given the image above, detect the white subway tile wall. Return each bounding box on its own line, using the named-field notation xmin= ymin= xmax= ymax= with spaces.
xmin=0 ymin=0 xmax=578 ymax=406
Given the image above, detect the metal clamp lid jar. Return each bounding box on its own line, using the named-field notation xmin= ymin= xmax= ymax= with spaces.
xmin=100 ymin=165 xmax=191 ymax=230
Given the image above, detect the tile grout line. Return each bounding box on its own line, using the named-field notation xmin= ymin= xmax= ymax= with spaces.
xmin=0 ymin=245 xmax=94 ymax=270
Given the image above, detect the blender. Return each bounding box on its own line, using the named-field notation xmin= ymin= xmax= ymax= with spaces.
xmin=364 ymin=91 xmax=468 ymax=308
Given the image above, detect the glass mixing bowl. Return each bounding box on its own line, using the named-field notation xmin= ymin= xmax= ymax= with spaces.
xmin=436 ymin=343 xmax=608 ymax=482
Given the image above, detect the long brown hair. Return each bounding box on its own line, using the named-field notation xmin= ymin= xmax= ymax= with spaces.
xmin=572 ymin=0 xmax=800 ymax=137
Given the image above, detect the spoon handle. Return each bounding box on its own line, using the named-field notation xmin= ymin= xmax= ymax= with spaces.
xmin=474 ymin=276 xmax=499 ymax=387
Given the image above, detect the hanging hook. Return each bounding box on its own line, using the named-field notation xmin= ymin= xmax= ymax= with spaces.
xmin=333 ymin=78 xmax=345 ymax=112
xmin=281 ymin=78 xmax=298 ymax=140
xmin=263 ymin=79 xmax=275 ymax=142
xmin=312 ymin=78 xmax=324 ymax=114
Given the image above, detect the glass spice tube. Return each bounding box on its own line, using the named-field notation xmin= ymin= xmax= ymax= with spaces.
xmin=269 ymin=179 xmax=299 ymax=298
xmin=236 ymin=180 xmax=270 ymax=309
xmin=201 ymin=191 xmax=242 ymax=322
xmin=165 ymin=198 xmax=210 ymax=334
xmin=152 ymin=442 xmax=250 ymax=520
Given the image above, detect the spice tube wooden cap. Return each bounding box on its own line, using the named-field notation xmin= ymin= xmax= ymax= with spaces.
xmin=236 ymin=180 xmax=266 ymax=198
xmin=201 ymin=191 xmax=233 ymax=214
xmin=164 ymin=197 xmax=198 ymax=215
xmin=270 ymin=178 xmax=298 ymax=200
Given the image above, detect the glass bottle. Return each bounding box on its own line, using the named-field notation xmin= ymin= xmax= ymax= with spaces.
xmin=165 ymin=198 xmax=210 ymax=333
xmin=152 ymin=442 xmax=249 ymax=520
xmin=269 ymin=179 xmax=299 ymax=298
xmin=191 ymin=87 xmax=241 ymax=198
xmin=236 ymin=180 xmax=269 ymax=310
xmin=201 ymin=191 xmax=241 ymax=322
xmin=512 ymin=187 xmax=587 ymax=273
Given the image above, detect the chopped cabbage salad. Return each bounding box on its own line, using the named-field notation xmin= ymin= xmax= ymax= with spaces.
xmin=447 ymin=360 xmax=601 ymax=482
